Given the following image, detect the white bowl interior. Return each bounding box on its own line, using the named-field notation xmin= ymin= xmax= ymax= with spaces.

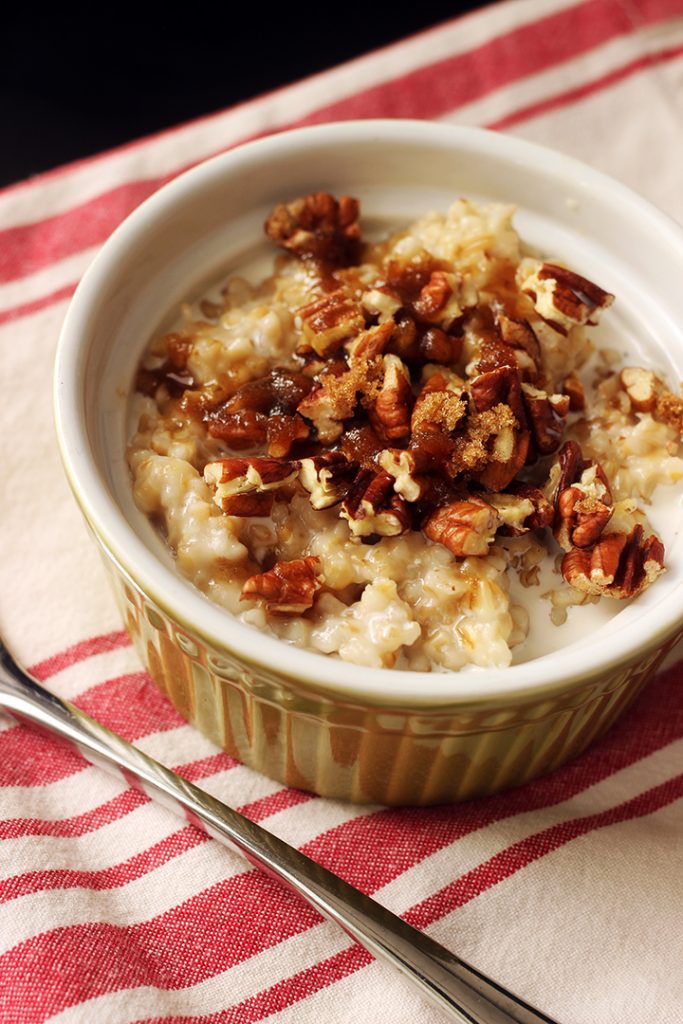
xmin=56 ymin=121 xmax=683 ymax=707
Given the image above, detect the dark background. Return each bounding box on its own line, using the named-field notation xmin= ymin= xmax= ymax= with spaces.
xmin=3 ymin=4 xmax=490 ymax=188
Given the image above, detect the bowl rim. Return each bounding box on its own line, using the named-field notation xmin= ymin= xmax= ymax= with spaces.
xmin=54 ymin=118 xmax=683 ymax=709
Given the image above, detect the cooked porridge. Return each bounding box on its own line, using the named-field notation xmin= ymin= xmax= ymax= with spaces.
xmin=127 ymin=193 xmax=683 ymax=671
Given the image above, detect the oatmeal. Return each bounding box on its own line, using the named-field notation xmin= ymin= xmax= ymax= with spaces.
xmin=127 ymin=193 xmax=683 ymax=671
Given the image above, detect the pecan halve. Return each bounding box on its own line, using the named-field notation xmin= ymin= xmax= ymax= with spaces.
xmin=552 ymin=442 xmax=613 ymax=550
xmin=619 ymin=367 xmax=658 ymax=413
xmin=561 ymin=525 xmax=664 ymax=599
xmin=562 ymin=371 xmax=586 ymax=412
xmin=297 ymin=290 xmax=365 ymax=356
xmin=204 ymin=457 xmax=299 ymax=511
xmin=521 ymin=262 xmax=614 ymax=334
xmin=299 ymin=452 xmax=358 ymax=510
xmin=369 ymin=355 xmax=413 ymax=440
xmin=241 ymin=556 xmax=323 ymax=614
xmin=423 ymin=497 xmax=500 ymax=557
xmin=340 ymin=469 xmax=411 ymax=538
xmin=264 ymin=192 xmax=361 ymax=266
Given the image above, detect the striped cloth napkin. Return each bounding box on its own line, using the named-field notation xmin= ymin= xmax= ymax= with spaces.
xmin=2 ymin=1 xmax=683 ymax=1021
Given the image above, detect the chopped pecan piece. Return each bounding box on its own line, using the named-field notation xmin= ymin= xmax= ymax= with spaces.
xmin=520 ymin=262 xmax=614 ymax=333
xmin=521 ymin=383 xmax=569 ymax=455
xmin=346 ymin=320 xmax=394 ymax=361
xmin=378 ymin=434 xmax=453 ymax=501
xmin=423 ymin=497 xmax=500 ymax=557
xmin=495 ymin=311 xmax=541 ymax=371
xmin=264 ymin=192 xmax=361 ymax=266
xmin=299 ymin=452 xmax=358 ymax=509
xmin=217 ymin=492 xmax=275 ymax=517
xmin=369 ymin=355 xmax=413 ymax=440
xmin=266 ymin=414 xmax=310 ymax=457
xmin=297 ymin=377 xmax=358 ymax=443
xmin=411 ymin=271 xmax=477 ymax=329
xmin=469 ymin=365 xmax=526 ymax=422
xmin=619 ymin=367 xmax=657 ymax=412
xmin=419 ymin=327 xmax=463 ymax=365
xmin=204 ymin=457 xmax=299 ymax=511
xmin=562 ymin=525 xmax=664 ymax=599
xmin=562 ymin=371 xmax=585 ymax=411
xmin=297 ymin=290 xmax=365 ymax=355
xmin=340 ymin=469 xmax=411 ymax=537
xmin=490 ymin=482 xmax=553 ymax=535
xmin=241 ymin=556 xmax=323 ymax=614
xmin=207 ymin=408 xmax=267 ymax=448
xmin=553 ymin=451 xmax=613 ymax=551
xmin=361 ymin=286 xmax=402 ymax=323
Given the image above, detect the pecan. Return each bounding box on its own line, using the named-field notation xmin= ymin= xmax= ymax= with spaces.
xmin=296 ymin=376 xmax=358 ymax=443
xmin=207 ymin=368 xmax=314 ymax=446
xmin=299 ymin=452 xmax=358 ymax=509
xmin=553 ymin=454 xmax=614 ymax=551
xmin=207 ymin=408 xmax=267 ymax=449
xmin=338 ymin=423 xmax=390 ymax=469
xmin=264 ymin=192 xmax=361 ymax=266
xmin=297 ymin=290 xmax=365 ymax=356
xmin=419 ymin=327 xmax=463 ymax=365
xmin=562 ymin=525 xmax=664 ymax=599
xmin=241 ymin=556 xmax=323 ymax=614
xmin=521 ymin=262 xmax=614 ymax=333
xmin=369 ymin=355 xmax=413 ymax=440
xmin=204 ymin=457 xmax=299 ymax=512
xmin=490 ymin=482 xmax=553 ymax=535
xmin=521 ymin=383 xmax=569 ymax=456
xmin=346 ymin=320 xmax=394 ymax=361
xmin=216 ymin=492 xmax=275 ymax=517
xmin=340 ymin=469 xmax=411 ymax=538
xmin=378 ymin=434 xmax=453 ymax=501
xmin=562 ymin=371 xmax=585 ymax=411
xmin=423 ymin=497 xmax=500 ymax=557
xmin=619 ymin=367 xmax=657 ymax=412
xmin=469 ymin=366 xmax=526 ymax=422
xmin=266 ymin=414 xmax=310 ymax=457
xmin=361 ymin=286 xmax=402 ymax=323
xmin=495 ymin=311 xmax=541 ymax=371
xmin=411 ymin=271 xmax=477 ymax=329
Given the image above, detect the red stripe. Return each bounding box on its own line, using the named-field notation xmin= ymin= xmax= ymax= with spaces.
xmin=0 ymin=282 xmax=76 ymax=327
xmin=136 ymin=946 xmax=373 ymax=1024
xmin=0 ymin=671 xmax=184 ymax=787
xmin=238 ymin=786 xmax=314 ymax=823
xmin=489 ymin=42 xmax=683 ymax=131
xmin=173 ymin=752 xmax=240 ymax=782
xmin=0 ymin=826 xmax=207 ymax=906
xmin=300 ymin=658 xmax=683 ymax=892
xmin=406 ymin=771 xmax=683 ymax=930
xmin=3 ymin=39 xmax=683 ymax=332
xmin=0 ymin=789 xmax=147 ymax=841
xmin=0 ymin=726 xmax=86 ymax=786
xmin=1 ymin=0 xmax=678 ymax=288
xmin=28 ymin=629 xmax=130 ymax=681
xmin=4 ymin=768 xmax=680 ymax=1024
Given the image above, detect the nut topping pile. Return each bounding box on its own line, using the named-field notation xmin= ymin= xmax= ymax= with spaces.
xmin=129 ymin=193 xmax=683 ymax=669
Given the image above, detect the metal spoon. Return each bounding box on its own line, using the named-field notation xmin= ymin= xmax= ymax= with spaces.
xmin=0 ymin=636 xmax=557 ymax=1024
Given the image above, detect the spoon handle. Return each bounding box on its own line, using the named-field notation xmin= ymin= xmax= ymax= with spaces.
xmin=0 ymin=638 xmax=557 ymax=1024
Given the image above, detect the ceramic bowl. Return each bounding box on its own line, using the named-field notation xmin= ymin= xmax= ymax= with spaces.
xmin=54 ymin=120 xmax=683 ymax=805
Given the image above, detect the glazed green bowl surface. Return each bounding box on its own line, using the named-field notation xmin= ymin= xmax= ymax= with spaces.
xmin=54 ymin=121 xmax=683 ymax=804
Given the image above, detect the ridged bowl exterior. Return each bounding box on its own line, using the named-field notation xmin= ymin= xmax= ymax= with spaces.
xmin=105 ymin=553 xmax=679 ymax=806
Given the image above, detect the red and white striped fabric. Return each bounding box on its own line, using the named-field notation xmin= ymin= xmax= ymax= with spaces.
xmin=2 ymin=1 xmax=683 ymax=1021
